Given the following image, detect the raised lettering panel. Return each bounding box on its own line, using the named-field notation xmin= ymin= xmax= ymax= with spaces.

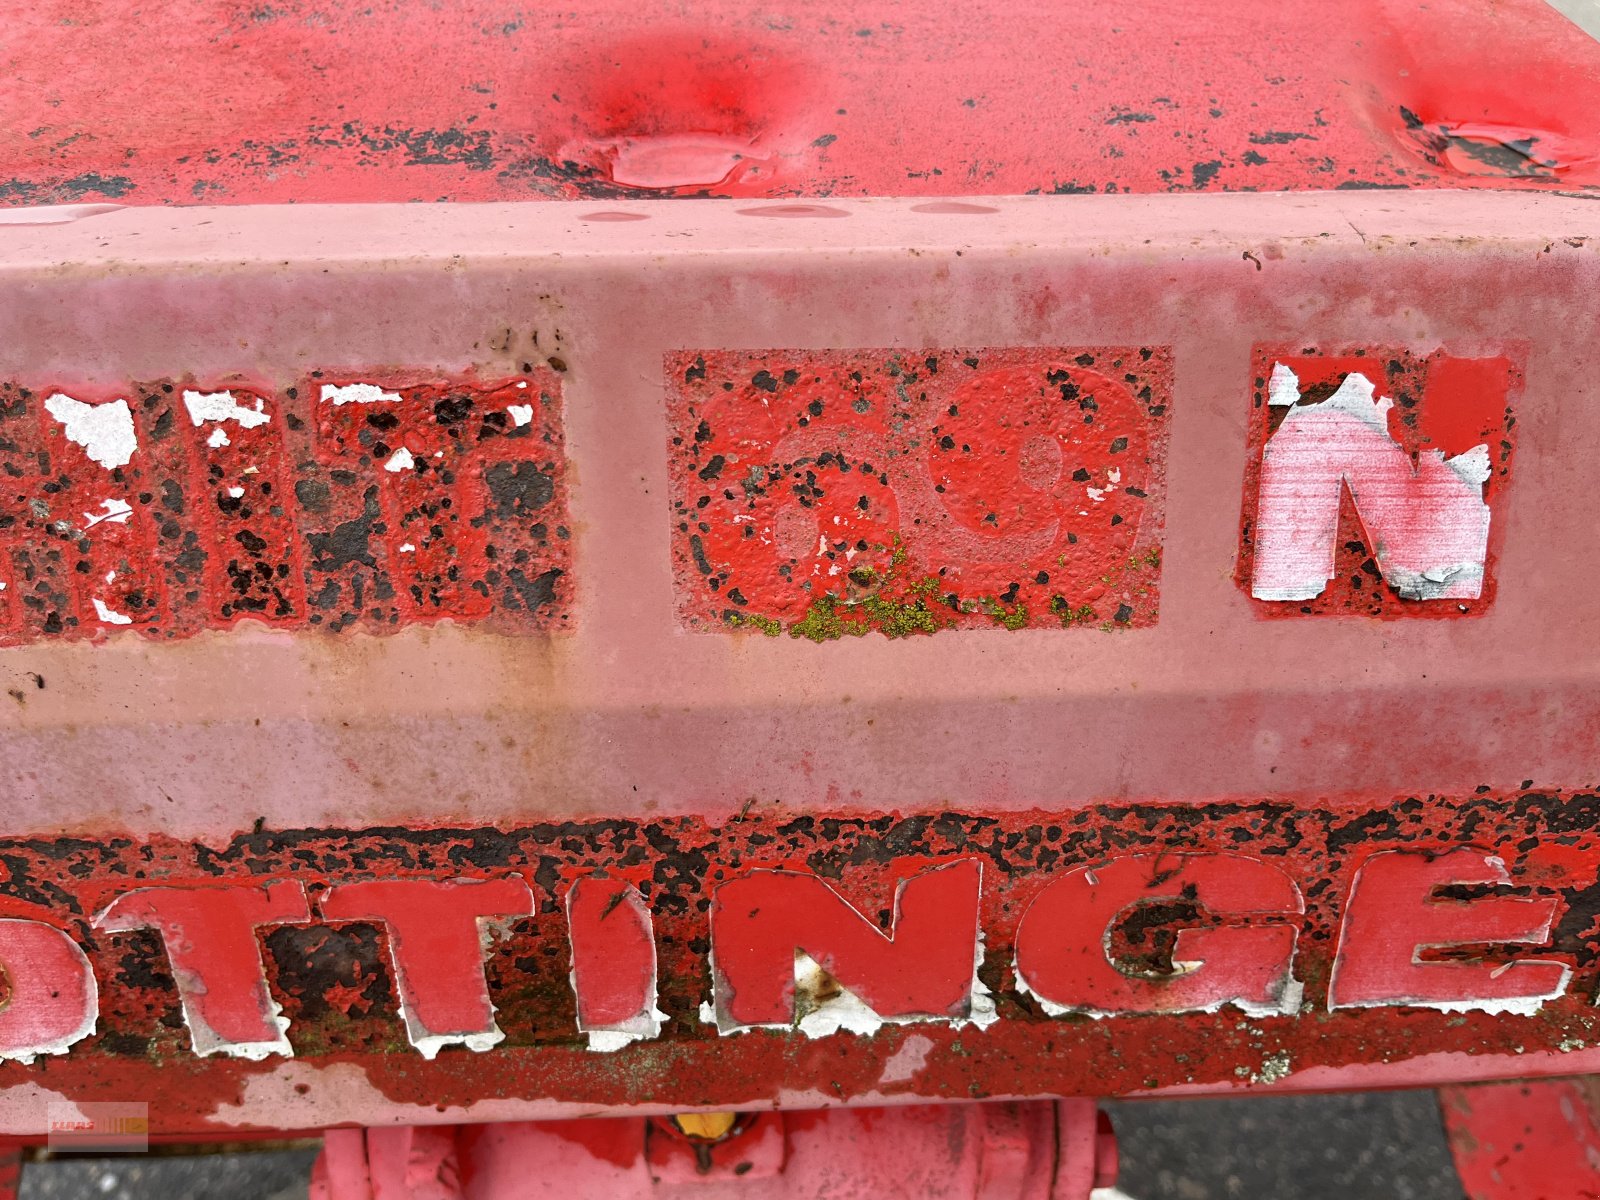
xmin=666 ymin=347 xmax=1172 ymax=638
xmin=1238 ymin=348 xmax=1520 ymax=617
xmin=0 ymin=372 xmax=571 ymax=644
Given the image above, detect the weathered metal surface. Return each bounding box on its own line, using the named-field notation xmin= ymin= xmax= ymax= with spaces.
xmin=0 ymin=373 xmax=570 ymax=643
xmin=3 ymin=796 xmax=1600 ymax=1132
xmin=0 ymin=194 xmax=1595 ymax=1136
xmin=4 ymin=0 xmax=1600 ymax=205
xmin=1441 ymin=1077 xmax=1600 ymax=1199
xmin=666 ymin=348 xmax=1169 ymax=636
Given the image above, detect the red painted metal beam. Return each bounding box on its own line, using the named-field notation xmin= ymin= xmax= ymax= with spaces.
xmin=0 ymin=193 xmax=1594 ymax=1135
xmin=1443 ymin=1078 xmax=1600 ymax=1200
xmin=2 ymin=1 xmax=1600 ymax=206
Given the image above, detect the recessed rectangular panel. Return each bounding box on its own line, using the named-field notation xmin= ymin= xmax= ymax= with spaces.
xmin=666 ymin=347 xmax=1171 ymax=638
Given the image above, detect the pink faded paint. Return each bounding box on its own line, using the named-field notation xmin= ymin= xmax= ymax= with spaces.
xmin=0 ymin=195 xmax=1590 ymax=840
xmin=565 ymin=877 xmax=659 ymax=1044
xmin=310 ymin=1101 xmax=1113 ymax=1199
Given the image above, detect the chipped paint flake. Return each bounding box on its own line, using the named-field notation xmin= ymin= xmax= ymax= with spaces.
xmin=90 ymin=598 xmax=133 ymax=625
xmin=1267 ymin=361 xmax=1300 ymax=406
xmin=792 ymin=952 xmax=887 ymax=1038
xmin=384 ymin=447 xmax=416 ymax=473
xmin=181 ymin=389 xmax=270 ymax=429
xmin=81 ymin=498 xmax=132 ymax=530
xmin=508 ymin=404 xmax=534 ymax=427
xmin=321 ymin=382 xmax=403 ymax=406
xmin=43 ymin=393 xmax=136 ymax=469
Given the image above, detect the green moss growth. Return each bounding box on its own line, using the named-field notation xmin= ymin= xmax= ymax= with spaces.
xmin=976 ymin=597 xmax=1029 ymax=630
xmin=725 ymin=611 xmax=782 ymax=636
xmin=787 ymin=590 xmax=950 ymax=642
xmin=1050 ymin=596 xmax=1097 ymax=627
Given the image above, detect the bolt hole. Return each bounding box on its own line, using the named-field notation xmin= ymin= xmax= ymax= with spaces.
xmin=736 ymin=204 xmax=850 ymax=219
xmin=909 ymin=201 xmax=1000 ymax=214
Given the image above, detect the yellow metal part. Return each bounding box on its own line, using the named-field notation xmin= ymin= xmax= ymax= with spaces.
xmin=671 ymin=1112 xmax=739 ymax=1142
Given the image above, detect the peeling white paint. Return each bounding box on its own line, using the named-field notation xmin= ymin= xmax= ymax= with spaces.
xmin=81 ymin=498 xmax=132 ymax=530
xmin=1337 ymin=976 xmax=1570 ymax=1018
xmin=207 ymin=427 xmax=230 ymax=449
xmin=412 ymin=1029 xmax=504 ymax=1061
xmin=44 ymin=394 xmax=137 ymax=469
xmin=91 ymin=598 xmax=133 ymax=626
xmin=1016 ymin=963 xmax=1305 ymax=1021
xmin=159 ymin=952 xmax=293 ymax=1058
xmin=322 ymin=383 xmax=402 ymax=406
xmin=398 ymin=542 xmax=416 ymax=553
xmin=1251 ymin=368 xmax=1493 ymax=602
xmin=963 ymin=931 xmax=1001 ymax=1030
xmin=384 ymin=447 xmax=416 ymax=473
xmin=1267 ymin=361 xmax=1301 ymax=407
xmin=1445 ymin=444 xmax=1492 ymax=487
xmin=507 ymin=404 xmax=534 ymax=427
xmin=226 ymin=487 xmax=245 ymax=499
xmin=792 ymin=952 xmax=887 ymax=1038
xmin=181 ymin=389 xmax=270 ymax=429
xmin=400 ymin=917 xmax=514 ymax=1061
xmin=576 ymin=991 xmax=666 ymax=1052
